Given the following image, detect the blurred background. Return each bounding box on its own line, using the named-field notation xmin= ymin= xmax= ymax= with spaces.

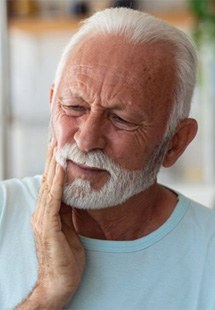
xmin=0 ymin=0 xmax=214 ymax=207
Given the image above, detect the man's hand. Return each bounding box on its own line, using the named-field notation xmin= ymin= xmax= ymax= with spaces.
xmin=16 ymin=143 xmax=85 ymax=309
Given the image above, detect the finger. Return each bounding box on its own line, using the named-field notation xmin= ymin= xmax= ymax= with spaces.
xmin=43 ymin=163 xmax=65 ymax=216
xmin=33 ymin=175 xmax=50 ymax=224
xmin=35 ymin=160 xmax=59 ymax=225
xmin=52 ymin=163 xmax=65 ymax=196
xmin=34 ymin=144 xmax=57 ymax=220
xmin=59 ymin=204 xmax=73 ymax=227
xmin=44 ymin=140 xmax=56 ymax=178
xmin=46 ymin=147 xmax=58 ymax=186
xmin=33 ymin=161 xmax=64 ymax=232
xmin=60 ymin=206 xmax=84 ymax=255
xmin=35 ymin=142 xmax=55 ymax=214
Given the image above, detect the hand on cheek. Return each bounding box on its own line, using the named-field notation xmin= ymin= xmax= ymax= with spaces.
xmin=16 ymin=142 xmax=85 ymax=309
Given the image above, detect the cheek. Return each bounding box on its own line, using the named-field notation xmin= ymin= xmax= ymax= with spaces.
xmin=107 ymin=131 xmax=149 ymax=170
xmin=52 ymin=114 xmax=77 ymax=148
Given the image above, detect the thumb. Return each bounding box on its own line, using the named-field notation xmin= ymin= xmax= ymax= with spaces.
xmin=60 ymin=204 xmax=83 ymax=251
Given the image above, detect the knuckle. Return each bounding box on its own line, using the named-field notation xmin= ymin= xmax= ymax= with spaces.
xmin=47 ymin=192 xmax=54 ymax=203
xmin=44 ymin=183 xmax=50 ymax=192
xmin=41 ymin=180 xmax=51 ymax=192
xmin=41 ymin=175 xmax=47 ymax=184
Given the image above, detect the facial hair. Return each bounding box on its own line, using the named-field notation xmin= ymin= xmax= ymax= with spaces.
xmin=55 ymin=139 xmax=169 ymax=210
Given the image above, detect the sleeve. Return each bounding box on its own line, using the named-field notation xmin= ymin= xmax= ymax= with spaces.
xmin=0 ymin=176 xmax=41 ymax=235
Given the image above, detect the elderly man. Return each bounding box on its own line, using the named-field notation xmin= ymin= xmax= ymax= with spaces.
xmin=1 ymin=7 xmax=215 ymax=310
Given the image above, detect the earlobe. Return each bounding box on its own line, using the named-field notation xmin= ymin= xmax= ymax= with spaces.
xmin=162 ymin=118 xmax=198 ymax=168
xmin=49 ymin=84 xmax=55 ymax=106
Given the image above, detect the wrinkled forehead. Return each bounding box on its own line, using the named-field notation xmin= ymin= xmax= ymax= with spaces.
xmin=54 ymin=35 xmax=176 ymax=108
xmin=59 ymin=34 xmax=175 ymax=81
xmin=58 ymin=64 xmax=144 ymax=91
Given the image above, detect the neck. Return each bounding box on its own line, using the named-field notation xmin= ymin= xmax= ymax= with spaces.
xmin=72 ymin=184 xmax=178 ymax=241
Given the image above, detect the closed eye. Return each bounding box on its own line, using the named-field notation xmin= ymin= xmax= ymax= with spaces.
xmin=110 ymin=114 xmax=129 ymax=124
xmin=62 ymin=104 xmax=87 ymax=112
xmin=59 ymin=100 xmax=89 ymax=116
xmin=109 ymin=113 xmax=139 ymax=131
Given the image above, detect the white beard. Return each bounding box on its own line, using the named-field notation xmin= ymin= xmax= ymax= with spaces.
xmin=55 ymin=141 xmax=168 ymax=210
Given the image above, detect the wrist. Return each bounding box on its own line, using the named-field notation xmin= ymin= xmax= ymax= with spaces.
xmin=16 ymin=282 xmax=75 ymax=309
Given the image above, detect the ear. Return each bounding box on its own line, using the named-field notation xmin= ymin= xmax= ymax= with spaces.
xmin=162 ymin=118 xmax=198 ymax=168
xmin=49 ymin=84 xmax=55 ymax=106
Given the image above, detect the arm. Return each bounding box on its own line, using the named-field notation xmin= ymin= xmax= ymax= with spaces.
xmin=16 ymin=143 xmax=85 ymax=309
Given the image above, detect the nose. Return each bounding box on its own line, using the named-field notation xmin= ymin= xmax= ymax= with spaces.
xmin=74 ymin=114 xmax=107 ymax=153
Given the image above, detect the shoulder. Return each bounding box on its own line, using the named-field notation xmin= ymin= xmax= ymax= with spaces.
xmin=178 ymin=193 xmax=215 ymax=238
xmin=0 ymin=175 xmax=42 ymax=219
xmin=0 ymin=175 xmax=42 ymax=199
xmin=181 ymin=194 xmax=215 ymax=220
xmin=0 ymin=177 xmax=41 ymax=307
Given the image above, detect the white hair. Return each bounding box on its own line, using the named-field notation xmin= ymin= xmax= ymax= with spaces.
xmin=53 ymin=7 xmax=198 ymax=137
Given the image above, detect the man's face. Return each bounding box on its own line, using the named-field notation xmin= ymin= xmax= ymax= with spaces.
xmin=51 ymin=35 xmax=176 ymax=207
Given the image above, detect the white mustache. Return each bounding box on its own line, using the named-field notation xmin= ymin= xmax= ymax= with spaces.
xmin=55 ymin=143 xmax=122 ymax=176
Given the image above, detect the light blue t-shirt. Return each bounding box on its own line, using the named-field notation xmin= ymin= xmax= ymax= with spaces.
xmin=1 ymin=176 xmax=215 ymax=310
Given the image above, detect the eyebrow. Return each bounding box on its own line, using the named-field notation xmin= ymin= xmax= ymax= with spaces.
xmin=60 ymin=87 xmax=87 ymax=103
xmin=60 ymin=87 xmax=148 ymax=119
xmin=66 ymin=86 xmax=129 ymax=107
xmin=107 ymin=99 xmax=139 ymax=112
xmin=67 ymin=87 xmax=85 ymax=99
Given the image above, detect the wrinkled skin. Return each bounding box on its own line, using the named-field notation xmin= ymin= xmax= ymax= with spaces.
xmin=16 ymin=143 xmax=85 ymax=309
xmin=16 ymin=34 xmax=197 ymax=309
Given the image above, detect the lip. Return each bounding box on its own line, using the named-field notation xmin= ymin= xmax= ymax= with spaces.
xmin=68 ymin=160 xmax=106 ymax=173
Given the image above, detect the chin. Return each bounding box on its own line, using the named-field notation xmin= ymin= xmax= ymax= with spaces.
xmin=62 ymin=176 xmax=155 ymax=210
